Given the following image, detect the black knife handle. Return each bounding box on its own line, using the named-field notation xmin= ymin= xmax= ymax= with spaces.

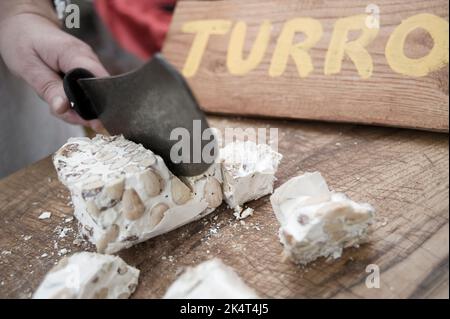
xmin=63 ymin=68 xmax=98 ymax=120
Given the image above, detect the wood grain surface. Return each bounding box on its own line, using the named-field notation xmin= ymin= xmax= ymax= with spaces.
xmin=163 ymin=0 xmax=449 ymax=132
xmin=0 ymin=116 xmax=448 ymax=298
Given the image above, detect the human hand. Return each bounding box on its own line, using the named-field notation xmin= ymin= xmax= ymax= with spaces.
xmin=0 ymin=12 xmax=109 ymax=131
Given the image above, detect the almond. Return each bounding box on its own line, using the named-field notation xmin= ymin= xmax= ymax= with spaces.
xmin=150 ymin=203 xmax=169 ymax=228
xmin=123 ymin=188 xmax=145 ymax=220
xmin=110 ymin=157 xmax=131 ymax=170
xmin=96 ymin=224 xmax=119 ymax=253
xmin=105 ymin=178 xmax=125 ymax=201
xmin=204 ymin=177 xmax=223 ymax=208
xmin=171 ymin=177 xmax=191 ymax=205
xmin=86 ymin=200 xmax=100 ymax=218
xmin=95 ymin=150 xmax=117 ymax=162
xmin=140 ymin=169 xmax=163 ymax=197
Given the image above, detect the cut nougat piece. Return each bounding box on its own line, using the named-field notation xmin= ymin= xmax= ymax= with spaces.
xmin=270 ymin=172 xmax=375 ymax=265
xmin=220 ymin=141 xmax=282 ymax=208
xmin=33 ymin=252 xmax=139 ymax=299
xmin=53 ymin=135 xmax=214 ymax=254
xmin=163 ymin=258 xmax=259 ymax=299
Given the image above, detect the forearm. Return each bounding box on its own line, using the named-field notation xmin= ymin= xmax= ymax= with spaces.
xmin=0 ymin=0 xmax=58 ymax=25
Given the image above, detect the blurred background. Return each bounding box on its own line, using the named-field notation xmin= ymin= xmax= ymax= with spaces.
xmin=0 ymin=0 xmax=163 ymax=178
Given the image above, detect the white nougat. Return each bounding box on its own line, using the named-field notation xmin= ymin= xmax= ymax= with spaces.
xmin=33 ymin=252 xmax=139 ymax=299
xmin=163 ymin=258 xmax=259 ymax=299
xmin=53 ymin=135 xmax=221 ymax=254
xmin=220 ymin=141 xmax=282 ymax=208
xmin=271 ymin=172 xmax=375 ymax=265
xmin=53 ymin=136 xmax=282 ymax=255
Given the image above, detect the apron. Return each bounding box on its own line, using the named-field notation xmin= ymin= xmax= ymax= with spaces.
xmin=95 ymin=0 xmax=175 ymax=59
xmin=0 ymin=60 xmax=84 ymax=178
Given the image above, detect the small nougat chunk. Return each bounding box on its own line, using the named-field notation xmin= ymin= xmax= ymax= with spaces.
xmin=270 ymin=172 xmax=375 ymax=265
xmin=220 ymin=141 xmax=282 ymax=208
xmin=163 ymin=259 xmax=259 ymax=299
xmin=33 ymin=252 xmax=139 ymax=299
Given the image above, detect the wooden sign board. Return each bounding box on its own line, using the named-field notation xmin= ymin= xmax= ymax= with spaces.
xmin=163 ymin=0 xmax=449 ymax=132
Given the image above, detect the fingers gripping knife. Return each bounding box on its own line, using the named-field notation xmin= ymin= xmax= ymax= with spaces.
xmin=63 ymin=54 xmax=216 ymax=177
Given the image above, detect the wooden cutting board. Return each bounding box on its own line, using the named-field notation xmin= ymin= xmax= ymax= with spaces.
xmin=163 ymin=0 xmax=449 ymax=132
xmin=0 ymin=116 xmax=448 ymax=298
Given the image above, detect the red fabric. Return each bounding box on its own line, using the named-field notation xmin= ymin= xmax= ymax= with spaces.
xmin=95 ymin=0 xmax=176 ymax=59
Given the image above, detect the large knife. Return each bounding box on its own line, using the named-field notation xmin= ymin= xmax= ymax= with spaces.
xmin=63 ymin=53 xmax=216 ymax=177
